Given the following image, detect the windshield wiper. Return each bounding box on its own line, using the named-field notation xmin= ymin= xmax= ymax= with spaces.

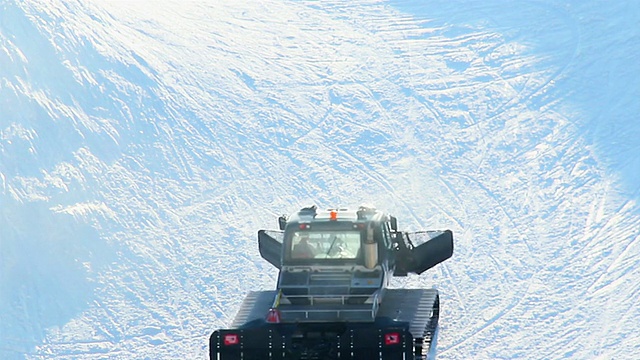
xmin=324 ymin=235 xmax=339 ymax=258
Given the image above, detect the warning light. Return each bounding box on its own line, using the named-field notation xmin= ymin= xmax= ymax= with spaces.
xmin=224 ymin=333 xmax=239 ymax=346
xmin=384 ymin=332 xmax=400 ymax=346
xmin=330 ymin=210 xmax=337 ymax=221
xmin=266 ymin=308 xmax=281 ymax=323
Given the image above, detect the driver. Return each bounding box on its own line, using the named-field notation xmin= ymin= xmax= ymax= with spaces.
xmin=292 ymin=235 xmax=316 ymax=259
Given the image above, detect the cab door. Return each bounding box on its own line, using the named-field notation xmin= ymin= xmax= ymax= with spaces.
xmin=258 ymin=230 xmax=284 ymax=269
xmin=407 ymin=230 xmax=453 ymax=274
xmin=393 ymin=230 xmax=454 ymax=276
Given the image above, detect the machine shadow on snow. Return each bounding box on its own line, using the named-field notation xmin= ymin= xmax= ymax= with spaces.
xmin=0 ymin=197 xmax=114 ymax=358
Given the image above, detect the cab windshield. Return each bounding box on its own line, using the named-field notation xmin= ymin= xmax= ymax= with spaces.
xmin=289 ymin=230 xmax=361 ymax=260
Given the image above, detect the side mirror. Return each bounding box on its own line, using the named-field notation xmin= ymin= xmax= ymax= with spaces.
xmin=278 ymin=216 xmax=287 ymax=230
xmin=390 ymin=216 xmax=398 ymax=231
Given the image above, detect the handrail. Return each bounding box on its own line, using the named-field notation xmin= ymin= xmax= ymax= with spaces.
xmin=283 ymin=293 xmax=371 ymax=305
xmin=277 ymin=291 xmax=381 ymax=321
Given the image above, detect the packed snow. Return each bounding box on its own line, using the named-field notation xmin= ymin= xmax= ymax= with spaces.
xmin=1 ymin=1 xmax=638 ymax=359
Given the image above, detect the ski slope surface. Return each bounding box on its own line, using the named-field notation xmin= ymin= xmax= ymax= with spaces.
xmin=1 ymin=1 xmax=639 ymax=359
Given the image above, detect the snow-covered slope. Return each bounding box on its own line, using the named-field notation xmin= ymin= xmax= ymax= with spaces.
xmin=1 ymin=0 xmax=638 ymax=359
